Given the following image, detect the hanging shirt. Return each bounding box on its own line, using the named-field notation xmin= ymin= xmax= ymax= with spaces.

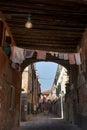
xmin=10 ymin=46 xmax=25 ymax=64
xmin=24 ymin=49 xmax=34 ymax=58
xmin=75 ymin=53 xmax=81 ymax=65
xmin=58 ymin=53 xmax=64 ymax=59
xmin=36 ymin=50 xmax=46 ymax=60
xmin=68 ymin=53 xmax=75 ymax=64
xmin=64 ymin=53 xmax=68 ymax=60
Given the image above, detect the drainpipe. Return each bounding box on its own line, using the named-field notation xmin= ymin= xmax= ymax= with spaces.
xmin=60 ymin=91 xmax=64 ymax=119
xmin=31 ymin=64 xmax=34 ymax=113
xmin=61 ymin=93 xmax=63 ymax=118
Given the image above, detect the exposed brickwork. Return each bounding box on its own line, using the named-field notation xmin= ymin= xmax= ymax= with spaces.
xmin=0 ymin=48 xmax=21 ymax=130
xmin=78 ymin=29 xmax=87 ymax=116
xmin=1 ymin=27 xmax=87 ymax=130
xmin=69 ymin=29 xmax=87 ymax=130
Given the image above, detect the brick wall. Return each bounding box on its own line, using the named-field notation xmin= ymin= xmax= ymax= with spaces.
xmin=78 ymin=29 xmax=87 ymax=116
xmin=75 ymin=29 xmax=87 ymax=130
xmin=0 ymin=48 xmax=21 ymax=130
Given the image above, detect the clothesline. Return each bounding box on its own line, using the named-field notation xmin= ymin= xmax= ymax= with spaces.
xmin=10 ymin=46 xmax=81 ymax=71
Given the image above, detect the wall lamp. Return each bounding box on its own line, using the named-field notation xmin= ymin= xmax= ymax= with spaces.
xmin=25 ymin=14 xmax=33 ymax=28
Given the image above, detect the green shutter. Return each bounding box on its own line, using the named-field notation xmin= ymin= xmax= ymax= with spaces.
xmin=56 ymin=84 xmax=61 ymax=96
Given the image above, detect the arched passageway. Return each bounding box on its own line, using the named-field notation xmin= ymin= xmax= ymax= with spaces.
xmin=21 ymin=62 xmax=65 ymax=120
xmin=0 ymin=34 xmax=87 ymax=130
xmin=20 ymin=60 xmax=81 ymax=130
xmin=20 ymin=54 xmax=77 ymax=123
xmin=0 ymin=1 xmax=87 ymax=130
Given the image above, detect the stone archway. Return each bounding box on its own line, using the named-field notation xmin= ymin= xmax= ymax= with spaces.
xmin=20 ymin=53 xmax=75 ymax=119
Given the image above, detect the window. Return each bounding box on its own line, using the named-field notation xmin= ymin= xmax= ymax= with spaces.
xmin=9 ymin=85 xmax=15 ymax=110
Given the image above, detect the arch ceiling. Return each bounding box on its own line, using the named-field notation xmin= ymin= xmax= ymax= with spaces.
xmin=0 ymin=0 xmax=87 ymax=52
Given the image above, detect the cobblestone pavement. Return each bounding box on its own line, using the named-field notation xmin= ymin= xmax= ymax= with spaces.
xmin=17 ymin=113 xmax=82 ymax=130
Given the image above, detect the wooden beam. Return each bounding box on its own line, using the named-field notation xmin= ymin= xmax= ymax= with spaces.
xmin=13 ymin=35 xmax=79 ymax=45
xmin=16 ymin=42 xmax=76 ymax=53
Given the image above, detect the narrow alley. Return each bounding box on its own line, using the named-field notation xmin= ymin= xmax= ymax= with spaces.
xmin=17 ymin=113 xmax=82 ymax=130
xmin=0 ymin=1 xmax=87 ymax=130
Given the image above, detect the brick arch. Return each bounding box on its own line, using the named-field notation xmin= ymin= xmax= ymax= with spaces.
xmin=21 ymin=56 xmax=70 ymax=73
xmin=21 ymin=59 xmax=69 ymax=73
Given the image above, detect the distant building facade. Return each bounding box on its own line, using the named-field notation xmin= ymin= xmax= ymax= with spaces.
xmin=21 ymin=64 xmax=41 ymax=121
xmin=51 ymin=65 xmax=68 ymax=117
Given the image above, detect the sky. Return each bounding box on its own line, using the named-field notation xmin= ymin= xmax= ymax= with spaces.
xmin=35 ymin=61 xmax=58 ymax=92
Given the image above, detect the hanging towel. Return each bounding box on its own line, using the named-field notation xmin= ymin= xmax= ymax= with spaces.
xmin=75 ymin=53 xmax=81 ymax=65
xmin=24 ymin=49 xmax=34 ymax=58
xmin=36 ymin=50 xmax=46 ymax=60
xmin=59 ymin=53 xmax=64 ymax=59
xmin=10 ymin=46 xmax=25 ymax=64
xmin=64 ymin=53 xmax=68 ymax=60
xmin=68 ymin=53 xmax=75 ymax=64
